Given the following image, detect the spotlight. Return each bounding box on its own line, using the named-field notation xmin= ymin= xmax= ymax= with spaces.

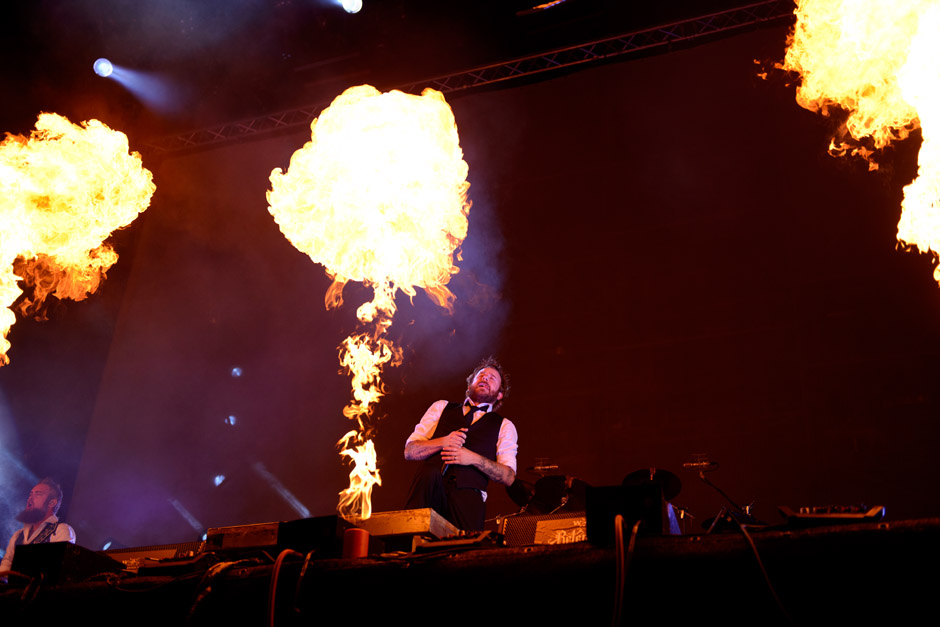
xmin=89 ymin=58 xmax=181 ymax=114
xmin=342 ymin=0 xmax=362 ymax=14
xmin=93 ymin=58 xmax=113 ymax=78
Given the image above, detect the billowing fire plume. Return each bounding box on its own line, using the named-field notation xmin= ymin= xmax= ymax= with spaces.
xmin=0 ymin=113 xmax=155 ymax=365
xmin=267 ymin=85 xmax=470 ymax=519
xmin=783 ymin=0 xmax=940 ymax=282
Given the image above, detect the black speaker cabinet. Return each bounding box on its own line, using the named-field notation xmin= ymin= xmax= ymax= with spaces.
xmin=12 ymin=542 xmax=123 ymax=584
xmin=585 ymin=484 xmax=673 ymax=544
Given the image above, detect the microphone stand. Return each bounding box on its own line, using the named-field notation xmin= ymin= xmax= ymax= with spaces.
xmin=684 ymin=459 xmax=767 ymax=532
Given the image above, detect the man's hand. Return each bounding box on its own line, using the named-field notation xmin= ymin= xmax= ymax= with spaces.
xmin=442 ymin=443 xmax=473 ymax=465
xmin=440 ymin=429 xmax=467 ymax=449
xmin=404 ymin=429 xmax=468 ymax=461
xmin=442 ymin=444 xmax=516 ymax=486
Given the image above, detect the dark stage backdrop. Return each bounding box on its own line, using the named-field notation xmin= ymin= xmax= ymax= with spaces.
xmin=3 ymin=23 xmax=938 ymax=550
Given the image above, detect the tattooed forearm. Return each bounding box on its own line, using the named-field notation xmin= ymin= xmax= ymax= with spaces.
xmin=405 ymin=440 xmax=442 ymax=461
xmin=472 ymin=454 xmax=515 ymax=486
xmin=405 ymin=429 xmax=468 ymax=461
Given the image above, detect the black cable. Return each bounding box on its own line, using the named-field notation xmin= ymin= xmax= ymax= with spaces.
xmin=268 ymin=549 xmax=302 ymax=627
xmin=19 ymin=571 xmax=42 ymax=606
xmin=613 ymin=515 xmax=624 ymax=627
xmin=612 ymin=515 xmax=641 ymax=627
xmin=292 ymin=550 xmax=317 ymax=618
xmin=185 ymin=558 xmax=265 ymax=622
xmin=110 ymin=569 xmax=211 ymax=593
xmin=733 ymin=519 xmax=794 ymax=625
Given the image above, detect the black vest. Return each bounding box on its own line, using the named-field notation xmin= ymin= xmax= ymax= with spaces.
xmin=427 ymin=401 xmax=503 ymax=490
xmin=14 ymin=521 xmax=59 ymax=546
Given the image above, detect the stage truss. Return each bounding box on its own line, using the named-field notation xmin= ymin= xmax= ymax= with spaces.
xmin=144 ymin=0 xmax=793 ymax=156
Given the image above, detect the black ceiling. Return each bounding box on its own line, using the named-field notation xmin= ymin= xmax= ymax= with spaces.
xmin=2 ymin=0 xmax=784 ymax=138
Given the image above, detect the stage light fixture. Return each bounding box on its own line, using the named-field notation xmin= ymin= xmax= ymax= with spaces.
xmin=93 ymin=58 xmax=113 ymax=78
xmin=99 ymin=537 xmax=126 ymax=550
xmin=342 ymin=0 xmax=362 ymax=14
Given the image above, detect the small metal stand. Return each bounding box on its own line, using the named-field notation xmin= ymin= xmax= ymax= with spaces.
xmin=684 ymin=454 xmax=768 ymax=533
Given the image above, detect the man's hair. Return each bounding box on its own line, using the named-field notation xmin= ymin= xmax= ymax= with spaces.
xmin=466 ymin=356 xmax=511 ymax=407
xmin=37 ymin=477 xmax=63 ymax=515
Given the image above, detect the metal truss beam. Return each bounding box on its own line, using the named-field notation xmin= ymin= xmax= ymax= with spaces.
xmin=400 ymin=0 xmax=793 ymax=94
xmin=145 ymin=0 xmax=793 ymax=156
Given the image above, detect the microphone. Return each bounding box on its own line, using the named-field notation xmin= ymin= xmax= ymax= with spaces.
xmin=682 ymin=460 xmax=719 ymax=471
xmin=528 ymin=463 xmax=559 ymax=473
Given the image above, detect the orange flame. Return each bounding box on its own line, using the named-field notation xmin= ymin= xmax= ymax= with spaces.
xmin=783 ymin=0 xmax=940 ymax=282
xmin=267 ymin=85 xmax=470 ymax=519
xmin=0 ymin=113 xmax=155 ymax=365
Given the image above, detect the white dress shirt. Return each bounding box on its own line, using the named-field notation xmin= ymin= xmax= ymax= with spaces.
xmin=1 ymin=514 xmax=76 ymax=573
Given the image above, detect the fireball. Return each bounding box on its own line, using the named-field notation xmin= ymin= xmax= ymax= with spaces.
xmin=783 ymin=0 xmax=940 ymax=282
xmin=268 ymin=85 xmax=470 ymax=519
xmin=0 ymin=113 xmax=155 ymax=365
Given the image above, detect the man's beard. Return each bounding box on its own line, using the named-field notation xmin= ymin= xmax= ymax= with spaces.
xmin=467 ymin=385 xmax=499 ymax=406
xmin=15 ymin=508 xmax=47 ymax=524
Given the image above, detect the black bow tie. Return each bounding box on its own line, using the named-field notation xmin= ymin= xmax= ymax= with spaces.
xmin=465 ymin=403 xmax=488 ymax=413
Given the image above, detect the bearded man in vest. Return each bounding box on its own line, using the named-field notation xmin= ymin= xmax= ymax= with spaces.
xmin=1 ymin=477 xmax=76 ymax=577
xmin=404 ymin=357 xmax=518 ymax=531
